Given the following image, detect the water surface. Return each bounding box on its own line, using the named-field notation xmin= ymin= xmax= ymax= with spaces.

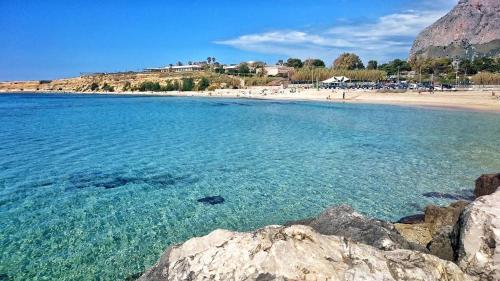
xmin=1 ymin=93 xmax=499 ymax=280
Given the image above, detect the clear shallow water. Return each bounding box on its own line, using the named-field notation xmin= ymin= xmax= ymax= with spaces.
xmin=0 ymin=93 xmax=499 ymax=280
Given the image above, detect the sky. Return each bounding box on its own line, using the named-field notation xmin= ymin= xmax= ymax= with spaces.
xmin=0 ymin=0 xmax=457 ymax=81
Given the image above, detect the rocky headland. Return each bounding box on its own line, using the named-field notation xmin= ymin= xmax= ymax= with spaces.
xmin=138 ymin=174 xmax=499 ymax=280
xmin=410 ymin=0 xmax=500 ymax=59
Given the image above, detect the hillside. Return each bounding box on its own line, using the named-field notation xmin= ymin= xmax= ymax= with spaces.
xmin=410 ymin=0 xmax=500 ymax=59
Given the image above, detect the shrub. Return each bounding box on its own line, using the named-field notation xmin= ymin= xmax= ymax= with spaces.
xmin=182 ymin=78 xmax=194 ymax=91
xmin=102 ymin=83 xmax=114 ymax=92
xmin=138 ymin=81 xmax=161 ymax=92
xmin=90 ymin=82 xmax=99 ymax=91
xmin=198 ymin=77 xmax=210 ymax=91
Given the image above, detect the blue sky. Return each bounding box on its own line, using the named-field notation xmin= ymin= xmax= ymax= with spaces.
xmin=0 ymin=0 xmax=457 ymax=81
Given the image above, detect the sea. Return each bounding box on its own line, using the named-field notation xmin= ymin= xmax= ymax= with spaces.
xmin=1 ymin=93 xmax=499 ymax=280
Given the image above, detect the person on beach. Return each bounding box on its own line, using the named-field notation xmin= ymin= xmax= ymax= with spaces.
xmin=343 ymin=92 xmax=345 ymax=100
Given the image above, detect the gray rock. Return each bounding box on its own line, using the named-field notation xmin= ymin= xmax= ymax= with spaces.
xmin=410 ymin=0 xmax=500 ymax=59
xmin=474 ymin=173 xmax=500 ymax=198
xmin=424 ymin=201 xmax=469 ymax=236
xmin=427 ymin=226 xmax=455 ymax=261
xmin=139 ymin=225 xmax=473 ymax=281
xmin=453 ymin=189 xmax=500 ymax=280
xmin=286 ymin=205 xmax=428 ymax=252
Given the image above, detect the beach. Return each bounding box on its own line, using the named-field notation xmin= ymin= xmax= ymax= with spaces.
xmin=3 ymin=88 xmax=499 ymax=112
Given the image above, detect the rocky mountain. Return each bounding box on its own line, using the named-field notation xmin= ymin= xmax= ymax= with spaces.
xmin=410 ymin=0 xmax=500 ymax=59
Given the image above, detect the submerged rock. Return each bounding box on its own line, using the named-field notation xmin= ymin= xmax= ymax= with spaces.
xmin=453 ymin=189 xmax=500 ymax=280
xmin=197 ymin=196 xmax=224 ymax=205
xmin=396 ymin=214 xmax=425 ymax=224
xmin=286 ymin=205 xmax=427 ymax=252
xmin=139 ymin=225 xmax=471 ymax=281
xmin=474 ymin=173 xmax=500 ymax=198
xmin=422 ymin=191 xmax=474 ymax=201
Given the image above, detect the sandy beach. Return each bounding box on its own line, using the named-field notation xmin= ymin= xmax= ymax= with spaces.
xmin=2 ymin=87 xmax=500 ymax=112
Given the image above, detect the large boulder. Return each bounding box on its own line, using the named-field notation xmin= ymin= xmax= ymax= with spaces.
xmin=286 ymin=205 xmax=427 ymax=252
xmin=453 ymin=190 xmax=500 ymax=280
xmin=474 ymin=173 xmax=500 ymax=198
xmin=139 ymin=225 xmax=472 ymax=281
xmin=425 ymin=201 xmax=469 ymax=236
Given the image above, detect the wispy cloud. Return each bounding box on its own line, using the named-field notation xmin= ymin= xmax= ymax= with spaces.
xmin=215 ymin=2 xmax=456 ymax=63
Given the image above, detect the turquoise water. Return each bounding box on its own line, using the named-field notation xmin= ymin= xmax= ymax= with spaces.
xmin=1 ymin=93 xmax=499 ymax=280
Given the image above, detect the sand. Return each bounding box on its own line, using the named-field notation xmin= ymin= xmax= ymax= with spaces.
xmin=2 ymin=88 xmax=500 ymax=113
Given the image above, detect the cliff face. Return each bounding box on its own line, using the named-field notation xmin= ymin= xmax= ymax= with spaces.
xmin=410 ymin=0 xmax=500 ymax=59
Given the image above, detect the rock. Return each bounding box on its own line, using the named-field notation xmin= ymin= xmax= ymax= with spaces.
xmin=453 ymin=190 xmax=500 ymax=280
xmin=286 ymin=205 xmax=427 ymax=252
xmin=422 ymin=191 xmax=474 ymax=201
xmin=197 ymin=195 xmax=224 ymax=205
xmin=474 ymin=173 xmax=500 ymax=198
xmin=139 ymin=225 xmax=472 ymax=281
xmin=396 ymin=214 xmax=425 ymax=224
xmin=427 ymin=226 xmax=455 ymax=261
xmin=394 ymin=223 xmax=432 ymax=246
xmin=410 ymin=0 xmax=500 ymax=59
xmin=424 ymin=201 xmax=469 ymax=236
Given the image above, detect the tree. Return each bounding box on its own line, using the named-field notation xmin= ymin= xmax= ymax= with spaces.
xmin=212 ymin=57 xmax=216 ymax=64
xmin=138 ymin=81 xmax=161 ymax=92
xmin=472 ymin=57 xmax=499 ymax=73
xmin=238 ymin=63 xmax=250 ymax=74
xmin=286 ymin=58 xmax=303 ymax=69
xmin=176 ymin=61 xmax=183 ymax=66
xmin=101 ymin=83 xmax=114 ymax=92
xmin=90 ymin=82 xmax=99 ymax=91
xmin=379 ymin=59 xmax=411 ymax=75
xmin=367 ymin=60 xmax=378 ymax=70
xmin=188 ymin=61 xmax=193 ymax=65
xmin=198 ymin=77 xmax=210 ymax=91
xmin=276 ymin=59 xmax=284 ymax=66
xmin=207 ymin=57 xmax=212 ymax=64
xmin=333 ymin=53 xmax=364 ymax=70
xmin=182 ymin=78 xmax=195 ymax=91
xmin=304 ymin=59 xmax=326 ymax=68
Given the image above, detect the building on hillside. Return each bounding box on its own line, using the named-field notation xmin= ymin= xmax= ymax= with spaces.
xmin=144 ymin=65 xmax=203 ymax=73
xmin=260 ymin=66 xmax=294 ymax=77
xmin=223 ymin=65 xmax=240 ymax=72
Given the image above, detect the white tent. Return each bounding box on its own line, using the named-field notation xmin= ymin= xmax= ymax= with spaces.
xmin=322 ymin=76 xmax=350 ymax=83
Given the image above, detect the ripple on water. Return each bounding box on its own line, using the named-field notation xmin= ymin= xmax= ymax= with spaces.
xmin=0 ymin=94 xmax=499 ymax=280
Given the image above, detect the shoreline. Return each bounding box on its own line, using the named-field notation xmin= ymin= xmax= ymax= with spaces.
xmin=2 ymin=88 xmax=500 ymax=113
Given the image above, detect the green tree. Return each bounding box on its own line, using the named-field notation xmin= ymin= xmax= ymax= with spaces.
xmin=304 ymin=59 xmax=326 ymax=68
xmin=138 ymin=81 xmax=161 ymax=92
xmin=101 ymin=83 xmax=114 ymax=92
xmin=182 ymin=78 xmax=195 ymax=91
xmin=198 ymin=77 xmax=210 ymax=91
xmin=367 ymin=60 xmax=378 ymax=70
xmin=379 ymin=59 xmax=411 ymax=75
xmin=333 ymin=53 xmax=364 ymax=70
xmin=90 ymin=82 xmax=99 ymax=91
xmin=238 ymin=63 xmax=250 ymax=74
xmin=286 ymin=58 xmax=303 ymax=68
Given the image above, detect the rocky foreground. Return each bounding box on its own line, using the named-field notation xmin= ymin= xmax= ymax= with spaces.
xmin=139 ymin=173 xmax=500 ymax=281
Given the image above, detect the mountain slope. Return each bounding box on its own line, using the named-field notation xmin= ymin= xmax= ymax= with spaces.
xmin=410 ymin=0 xmax=500 ymax=59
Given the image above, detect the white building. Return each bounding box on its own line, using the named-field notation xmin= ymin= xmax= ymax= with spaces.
xmin=262 ymin=66 xmax=294 ymax=77
xmin=145 ymin=65 xmax=203 ymax=73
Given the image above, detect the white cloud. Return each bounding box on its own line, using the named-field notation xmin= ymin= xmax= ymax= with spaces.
xmin=215 ymin=4 xmax=456 ymax=63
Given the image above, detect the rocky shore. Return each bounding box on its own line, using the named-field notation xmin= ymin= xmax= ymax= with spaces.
xmin=138 ymin=173 xmax=500 ymax=281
